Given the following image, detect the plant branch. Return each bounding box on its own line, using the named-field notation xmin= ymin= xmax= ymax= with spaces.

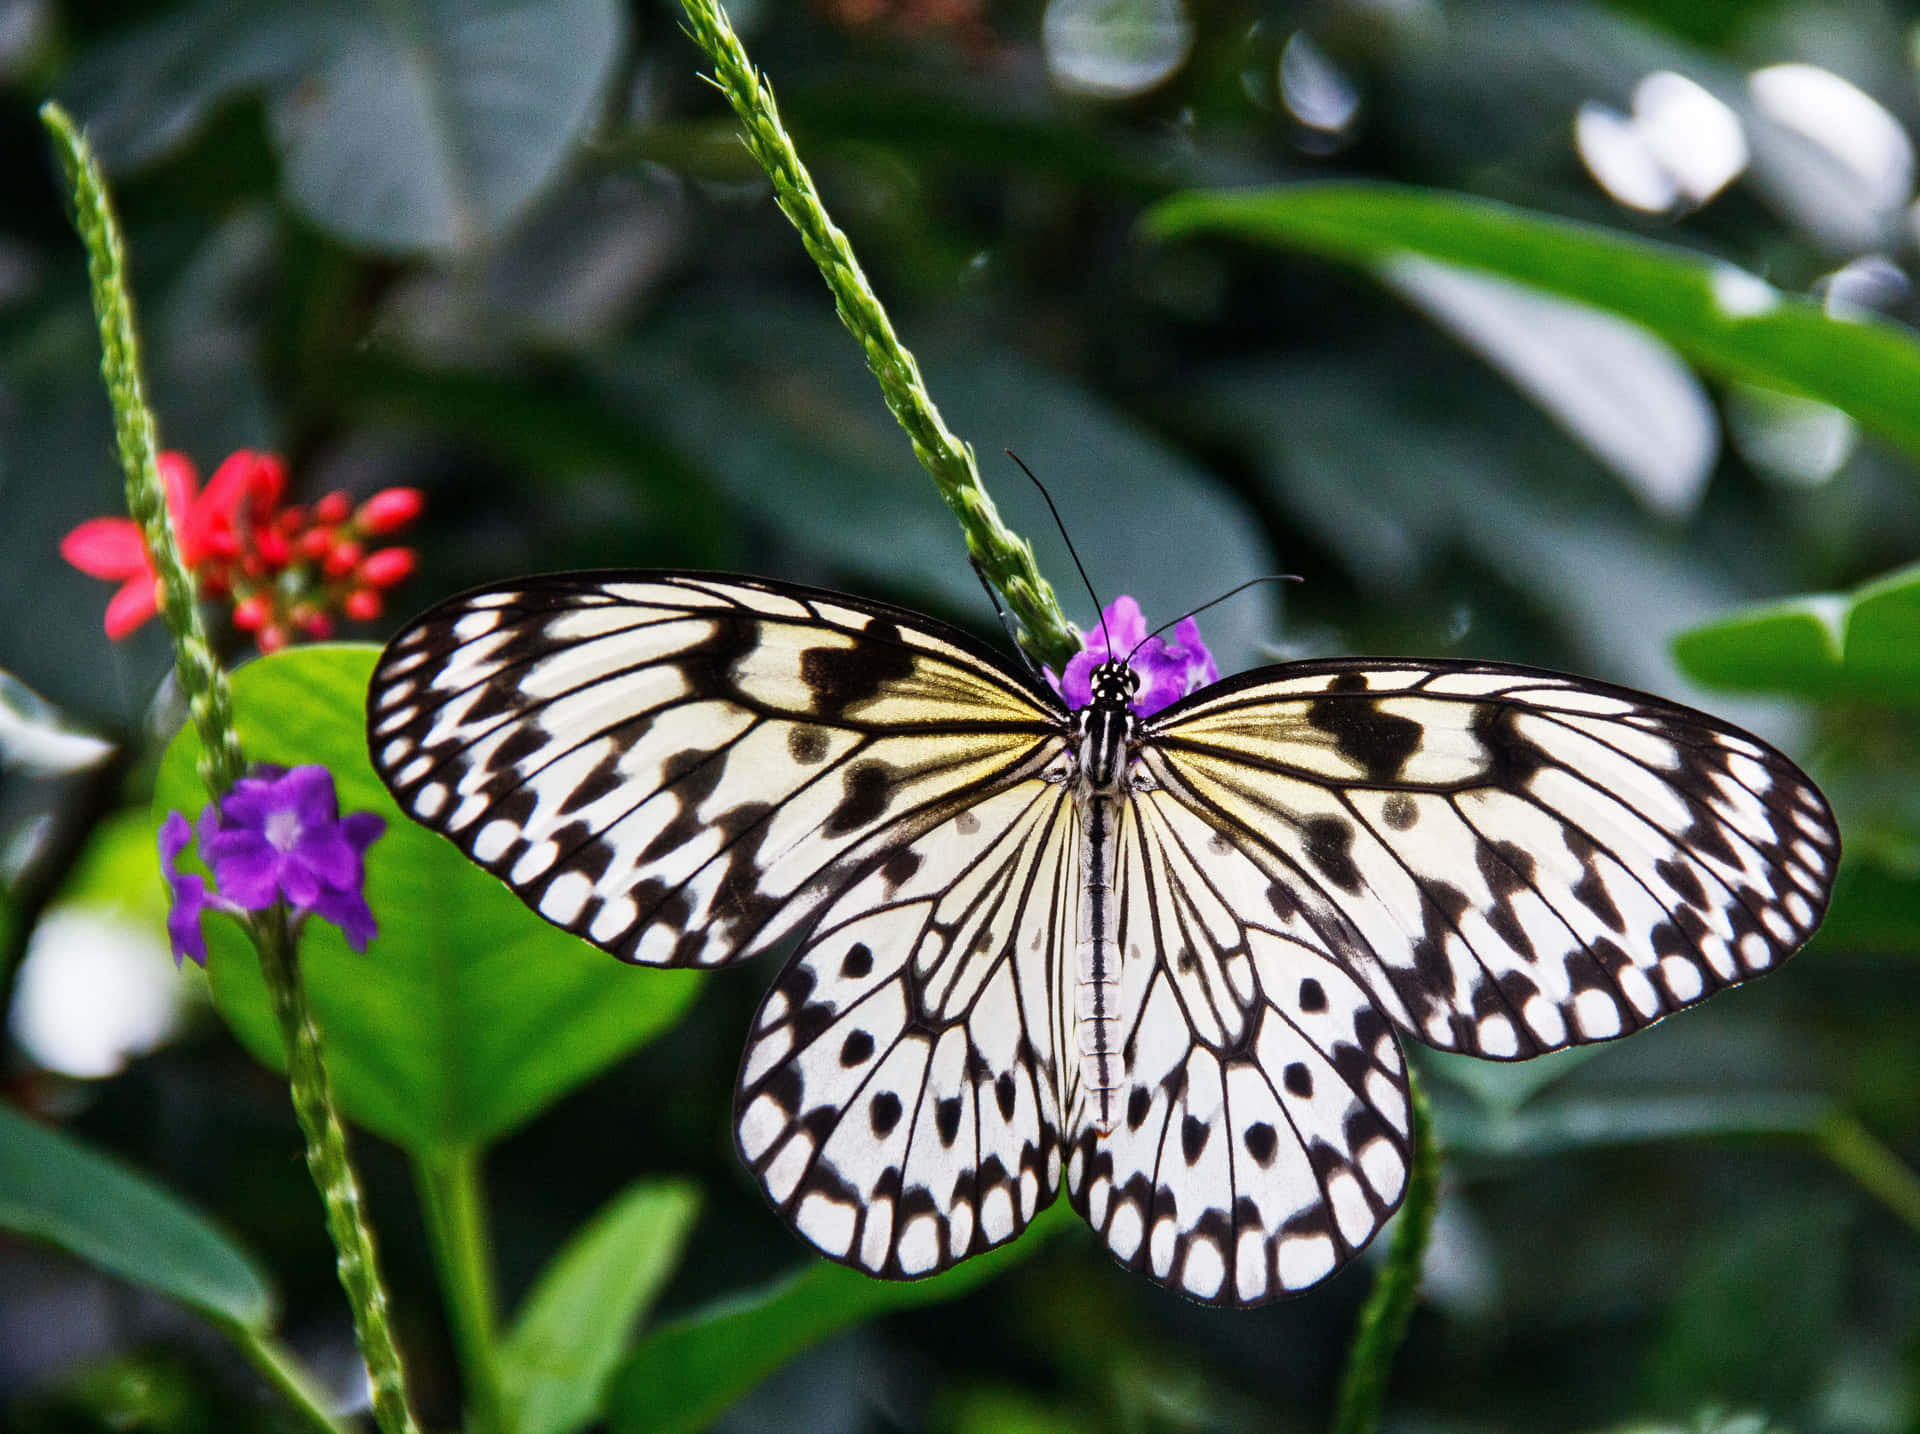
xmin=41 ymin=102 xmax=422 ymax=1434
xmin=1332 ymin=1069 xmax=1437 ymax=1434
xmin=415 ymin=1148 xmax=507 ymax=1434
xmin=218 ymin=1317 xmax=350 ymax=1434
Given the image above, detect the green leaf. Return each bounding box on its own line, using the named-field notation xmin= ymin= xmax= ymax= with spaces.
xmin=499 ymin=1179 xmax=701 ymax=1434
xmin=1435 ymin=1090 xmax=1834 ymax=1161
xmin=65 ymin=0 xmax=623 ymax=254
xmin=153 ymin=645 xmax=701 ymax=1155
xmin=606 ymin=1201 xmax=1077 ymax=1434
xmin=0 ymin=1102 xmax=274 ymax=1328
xmin=1142 ymin=183 xmax=1920 ymax=461
xmin=1671 ymin=562 xmax=1920 ymax=705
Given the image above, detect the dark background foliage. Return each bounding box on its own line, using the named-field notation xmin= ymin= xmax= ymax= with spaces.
xmin=2 ymin=1 xmax=1918 ymax=1431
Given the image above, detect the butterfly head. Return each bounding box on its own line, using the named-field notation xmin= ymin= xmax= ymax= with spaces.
xmin=1087 ymin=659 xmax=1140 ymax=712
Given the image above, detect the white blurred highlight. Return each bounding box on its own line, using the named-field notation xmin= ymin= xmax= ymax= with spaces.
xmin=10 ymin=909 xmax=188 ymax=1079
xmin=1279 ymin=31 xmax=1359 ymax=135
xmin=1043 ymin=0 xmax=1193 ymax=100
xmin=1386 ymin=257 xmax=1718 ymax=520
xmin=1748 ymin=64 xmax=1913 ymax=253
xmin=1577 ymin=71 xmax=1747 ymax=214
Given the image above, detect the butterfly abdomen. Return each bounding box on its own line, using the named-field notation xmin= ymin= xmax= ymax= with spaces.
xmin=1073 ymin=693 xmax=1138 ymax=1134
xmin=1077 ymin=791 xmax=1124 ymax=1133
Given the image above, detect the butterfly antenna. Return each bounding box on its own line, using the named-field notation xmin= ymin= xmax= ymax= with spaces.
xmin=1004 ymin=450 xmax=1110 ymax=654
xmin=1125 ymin=575 xmax=1303 ymax=663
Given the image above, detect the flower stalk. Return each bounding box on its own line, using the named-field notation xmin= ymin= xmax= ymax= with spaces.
xmin=41 ymin=101 xmax=423 ymax=1434
xmin=674 ymin=0 xmax=1080 ymax=671
xmin=1332 ymin=1070 xmax=1438 ymax=1434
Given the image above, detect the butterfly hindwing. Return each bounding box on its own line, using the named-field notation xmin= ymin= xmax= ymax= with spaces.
xmin=736 ymin=778 xmax=1077 ymax=1278
xmin=1065 ymin=791 xmax=1412 ymax=1306
xmin=367 ymin=573 xmax=1061 ymax=969
xmin=1144 ymin=660 xmax=1839 ymax=1060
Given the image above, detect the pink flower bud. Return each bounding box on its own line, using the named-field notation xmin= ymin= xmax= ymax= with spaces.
xmin=344 ymin=588 xmax=384 ymax=622
xmin=314 ymin=491 xmax=353 ymax=525
xmin=323 ymin=540 xmax=364 ymax=578
xmin=355 ymin=487 xmax=425 ymax=535
xmin=358 ymin=548 xmax=416 ymax=588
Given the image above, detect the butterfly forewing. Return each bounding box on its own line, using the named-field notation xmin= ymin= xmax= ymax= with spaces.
xmin=1144 ymin=661 xmax=1839 ymax=1061
xmin=736 ymin=777 xmax=1078 ymax=1278
xmin=367 ymin=574 xmax=1062 ymax=969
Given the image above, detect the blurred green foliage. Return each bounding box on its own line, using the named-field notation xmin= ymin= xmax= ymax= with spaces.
xmin=4 ymin=1 xmax=1920 ymax=1432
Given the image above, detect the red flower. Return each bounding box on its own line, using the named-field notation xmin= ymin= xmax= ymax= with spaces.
xmin=59 ymin=452 xmax=237 ymax=639
xmin=63 ymin=451 xmax=422 ymax=650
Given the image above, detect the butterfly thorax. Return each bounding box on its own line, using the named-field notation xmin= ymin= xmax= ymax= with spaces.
xmin=1071 ymin=659 xmax=1140 ymax=1134
xmin=1073 ymin=659 xmax=1140 ymax=795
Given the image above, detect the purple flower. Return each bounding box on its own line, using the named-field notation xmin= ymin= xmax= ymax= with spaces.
xmin=1057 ymin=595 xmax=1219 ymax=719
xmin=158 ymin=811 xmax=214 ymax=967
xmin=158 ymin=764 xmax=387 ymax=960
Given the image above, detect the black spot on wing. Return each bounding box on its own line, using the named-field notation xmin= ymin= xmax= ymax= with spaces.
xmin=869 ymin=1091 xmax=903 ymax=1137
xmin=826 ymin=760 xmax=893 ymax=836
xmin=839 ymin=942 xmax=874 ymax=978
xmin=1297 ymin=978 xmax=1328 ymax=1013
xmin=1242 ymin=1122 xmax=1278 ymax=1166
xmin=839 ymin=1030 xmax=874 ymax=1066
xmin=788 ymin=725 xmax=831 ymax=764
xmin=935 ymin=1097 xmax=963 ymax=1147
xmin=1308 ymin=688 xmax=1423 ymax=781
xmin=1181 ymin=1115 xmax=1211 ymax=1164
xmin=798 ymin=618 xmax=917 ymax=717
xmin=1303 ymin=816 xmax=1361 ymax=892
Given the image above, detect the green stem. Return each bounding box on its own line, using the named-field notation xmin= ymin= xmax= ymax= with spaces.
xmin=38 ymin=104 xmax=244 ymax=799
xmin=1332 ymin=1070 xmax=1438 ymax=1434
xmin=673 ymin=0 xmax=1079 ymax=671
xmin=415 ymin=1147 xmax=507 ymax=1434
xmin=218 ymin=1317 xmax=350 ymax=1434
xmin=1818 ymin=1114 xmax=1920 ymax=1236
xmin=258 ymin=912 xmax=423 ymax=1434
xmin=41 ymin=101 xmax=423 ymax=1434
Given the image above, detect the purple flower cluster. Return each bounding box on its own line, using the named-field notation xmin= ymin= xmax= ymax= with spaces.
xmin=1057 ymin=595 xmax=1218 ymax=719
xmin=159 ymin=765 xmax=384 ymax=966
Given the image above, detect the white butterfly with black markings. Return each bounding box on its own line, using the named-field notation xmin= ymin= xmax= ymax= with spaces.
xmin=367 ymin=571 xmax=1837 ymax=1306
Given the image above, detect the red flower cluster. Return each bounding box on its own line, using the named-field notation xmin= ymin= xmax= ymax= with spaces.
xmin=61 ymin=451 xmax=423 ymax=652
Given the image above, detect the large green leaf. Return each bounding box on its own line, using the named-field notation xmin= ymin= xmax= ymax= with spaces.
xmin=153 ymin=645 xmax=701 ymax=1155
xmin=65 ymin=0 xmax=622 ymax=254
xmin=1671 ymin=562 xmax=1920 ymax=705
xmin=606 ymin=1201 xmax=1077 ymax=1434
xmin=499 ymin=1179 xmax=701 ymax=1434
xmin=0 ymin=1102 xmax=273 ymax=1329
xmin=1143 ymin=183 xmax=1920 ymax=461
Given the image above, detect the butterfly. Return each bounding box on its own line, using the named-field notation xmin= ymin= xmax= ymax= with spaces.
xmin=366 ymin=571 xmax=1838 ymax=1306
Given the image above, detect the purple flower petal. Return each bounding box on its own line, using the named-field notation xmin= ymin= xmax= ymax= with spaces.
xmin=214 ymin=774 xmax=280 ymax=830
xmin=1060 ymin=649 xmax=1098 ymax=709
xmin=342 ymin=812 xmax=386 ymax=852
xmin=279 ymin=765 xmax=341 ymax=830
xmin=291 ymin=823 xmax=360 ymax=893
xmin=157 ymin=811 xmax=209 ymax=967
xmin=1050 ymin=595 xmax=1219 ymax=720
xmin=203 ymin=763 xmax=387 ymax=952
xmin=205 ymin=828 xmax=284 ymax=909
xmin=308 ymin=883 xmax=378 ymax=953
